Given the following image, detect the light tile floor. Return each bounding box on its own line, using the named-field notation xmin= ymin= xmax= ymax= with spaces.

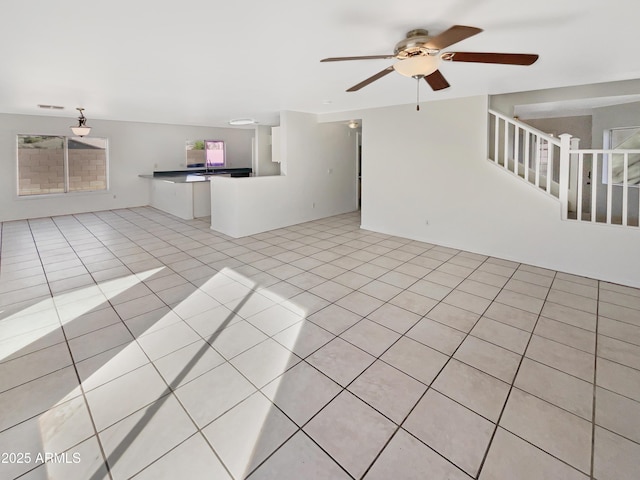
xmin=0 ymin=208 xmax=639 ymax=479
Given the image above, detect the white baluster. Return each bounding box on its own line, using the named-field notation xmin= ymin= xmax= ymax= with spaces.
xmin=577 ymin=153 xmax=584 ymax=221
xmin=494 ymin=115 xmax=499 ymax=164
xmin=547 ymin=140 xmax=554 ymax=193
xmin=606 ymin=153 xmax=613 ymax=224
xmin=623 ymin=153 xmax=629 ymax=226
xmin=592 ymin=154 xmax=598 ymax=223
xmin=514 ymin=125 xmax=520 ymax=174
xmin=558 ymin=134 xmax=572 ymax=220
xmin=535 ymin=136 xmax=541 ymax=188
xmin=569 ymin=138 xmax=580 ymax=215
xmin=504 ymin=119 xmax=509 ymax=169
xmin=524 ymin=132 xmax=530 ymax=182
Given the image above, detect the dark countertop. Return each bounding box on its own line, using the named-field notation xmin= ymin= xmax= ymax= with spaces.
xmin=139 ymin=174 xmax=210 ymax=183
xmin=139 ymin=168 xmax=253 ymax=183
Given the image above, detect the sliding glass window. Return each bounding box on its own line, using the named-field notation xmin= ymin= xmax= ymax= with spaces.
xmin=17 ymin=135 xmax=108 ymax=196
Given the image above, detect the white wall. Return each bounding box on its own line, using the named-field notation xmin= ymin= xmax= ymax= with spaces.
xmin=253 ymin=125 xmax=280 ymax=177
xmin=0 ymin=113 xmax=253 ymax=222
xmin=490 ymin=78 xmax=640 ymax=117
xmin=589 ymin=101 xmax=640 ymax=220
xmin=334 ymin=95 xmax=640 ymax=287
xmin=522 ymin=115 xmax=593 ymax=148
xmin=592 ymin=101 xmax=640 ymax=149
xmin=211 ymin=111 xmax=358 ymax=237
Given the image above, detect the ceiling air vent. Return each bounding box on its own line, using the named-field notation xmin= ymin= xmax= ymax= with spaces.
xmin=37 ymin=104 xmax=65 ymax=110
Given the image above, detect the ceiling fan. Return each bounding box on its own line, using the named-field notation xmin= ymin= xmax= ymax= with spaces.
xmin=321 ymin=25 xmax=538 ymax=103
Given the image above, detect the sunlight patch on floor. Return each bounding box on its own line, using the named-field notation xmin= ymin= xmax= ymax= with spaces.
xmin=0 ymin=268 xmax=164 ymax=363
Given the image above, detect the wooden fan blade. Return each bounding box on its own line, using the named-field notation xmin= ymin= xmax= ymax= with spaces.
xmin=441 ymin=52 xmax=539 ymax=65
xmin=424 ymin=70 xmax=450 ymax=91
xmin=346 ymin=66 xmax=394 ymax=92
xmin=321 ymin=55 xmax=395 ymax=62
xmin=424 ymin=25 xmax=482 ymax=50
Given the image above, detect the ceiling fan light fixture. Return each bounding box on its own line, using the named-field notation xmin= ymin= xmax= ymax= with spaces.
xmin=70 ymin=107 xmax=91 ymax=137
xmin=322 ymin=25 xmax=538 ymax=93
xmin=393 ymin=55 xmax=438 ymax=78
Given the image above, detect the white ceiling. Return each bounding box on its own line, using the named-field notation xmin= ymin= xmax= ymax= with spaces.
xmin=1 ymin=0 xmax=639 ymax=127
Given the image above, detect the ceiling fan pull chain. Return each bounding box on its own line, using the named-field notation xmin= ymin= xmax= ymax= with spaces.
xmin=416 ymin=78 xmax=420 ymax=111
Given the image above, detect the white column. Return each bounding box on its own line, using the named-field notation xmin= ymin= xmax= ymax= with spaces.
xmin=558 ymin=133 xmax=572 ymax=220
xmin=568 ymin=137 xmax=580 ymax=213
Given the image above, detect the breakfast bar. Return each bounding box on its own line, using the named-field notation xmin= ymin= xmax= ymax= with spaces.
xmin=139 ymin=168 xmax=252 ymax=220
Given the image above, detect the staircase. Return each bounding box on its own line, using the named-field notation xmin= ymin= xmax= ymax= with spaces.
xmin=488 ymin=109 xmax=640 ymax=227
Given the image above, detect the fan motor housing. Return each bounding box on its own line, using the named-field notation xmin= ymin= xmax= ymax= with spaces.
xmin=394 ymin=29 xmax=439 ymax=58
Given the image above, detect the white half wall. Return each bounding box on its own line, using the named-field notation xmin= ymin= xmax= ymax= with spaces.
xmin=210 ymin=111 xmax=358 ymax=237
xmin=353 ymin=95 xmax=640 ymax=287
xmin=0 ymin=113 xmax=253 ymax=222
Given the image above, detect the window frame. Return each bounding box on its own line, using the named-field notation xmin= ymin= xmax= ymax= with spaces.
xmin=602 ymin=126 xmax=640 ymax=187
xmin=16 ymin=134 xmax=110 ymax=198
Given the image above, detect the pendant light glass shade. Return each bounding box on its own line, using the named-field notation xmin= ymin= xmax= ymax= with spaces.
xmin=71 ymin=126 xmax=91 ymax=136
xmin=70 ymin=108 xmax=91 ymax=137
xmin=393 ymin=56 xmax=438 ymax=78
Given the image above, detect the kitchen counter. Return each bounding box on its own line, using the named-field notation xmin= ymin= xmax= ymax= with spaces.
xmin=139 ymin=168 xmax=253 ymax=221
xmin=139 ymin=168 xmax=253 ymax=183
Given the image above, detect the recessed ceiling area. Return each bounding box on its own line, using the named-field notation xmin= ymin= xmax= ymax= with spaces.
xmin=1 ymin=0 xmax=640 ymax=127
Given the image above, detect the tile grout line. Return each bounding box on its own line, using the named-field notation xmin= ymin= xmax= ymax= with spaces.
xmin=590 ymin=281 xmax=600 ymax=480
xmin=474 ymin=269 xmax=559 ymax=479
xmin=72 ymin=211 xmax=251 ymax=480
xmin=358 ymin=255 xmax=523 ymax=480
xmin=0 ymin=219 xmax=528 ymax=394
xmin=2 ymin=209 xmax=639 ymax=479
xmin=6 ymin=214 xmax=536 ymax=480
xmin=73 ymin=211 xmax=260 ymax=477
xmin=28 ymin=216 xmax=115 ymax=480
xmin=90 ymin=210 xmax=359 ymax=478
xmin=209 ymin=248 xmax=488 ymax=479
xmin=49 ymin=214 xmax=172 ymax=479
xmin=51 ymin=213 xmax=203 ymax=479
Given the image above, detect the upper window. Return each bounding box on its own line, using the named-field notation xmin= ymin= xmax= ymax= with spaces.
xmin=17 ymin=135 xmax=108 ymax=196
xmin=185 ymin=139 xmax=225 ymax=168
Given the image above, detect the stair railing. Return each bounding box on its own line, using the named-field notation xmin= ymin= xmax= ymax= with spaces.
xmin=571 ymin=149 xmax=640 ymax=226
xmin=488 ymin=109 xmax=562 ymax=198
xmin=488 ymin=109 xmax=640 ymax=227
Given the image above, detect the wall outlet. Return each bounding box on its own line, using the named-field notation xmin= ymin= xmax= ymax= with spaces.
xmin=425 ymin=219 xmax=429 ymax=225
xmin=312 ymin=202 xmax=316 ymax=208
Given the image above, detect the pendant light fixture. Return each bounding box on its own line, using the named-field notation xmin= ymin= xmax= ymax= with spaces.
xmin=70 ymin=108 xmax=91 ymax=137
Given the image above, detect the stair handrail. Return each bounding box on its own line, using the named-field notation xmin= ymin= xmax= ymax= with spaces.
xmin=488 ymin=109 xmax=566 ymax=200
xmin=488 ymin=109 xmax=562 ymax=147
